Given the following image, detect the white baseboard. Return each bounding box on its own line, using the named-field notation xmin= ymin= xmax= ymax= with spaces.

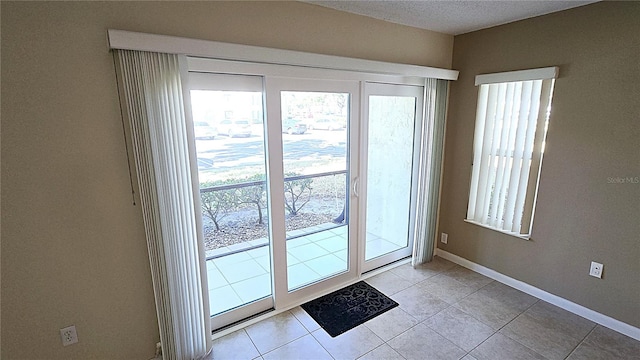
xmin=435 ymin=249 xmax=640 ymax=341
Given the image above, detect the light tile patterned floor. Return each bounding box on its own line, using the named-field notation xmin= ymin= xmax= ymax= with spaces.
xmin=206 ymin=256 xmax=640 ymax=360
xmin=207 ymin=223 xmax=405 ymax=315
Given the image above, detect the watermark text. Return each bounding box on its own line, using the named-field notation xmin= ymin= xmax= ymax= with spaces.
xmin=607 ymin=176 xmax=639 ymax=184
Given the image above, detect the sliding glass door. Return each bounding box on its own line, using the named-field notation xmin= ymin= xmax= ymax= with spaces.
xmin=189 ymin=73 xmax=360 ymax=328
xmin=280 ymin=90 xmax=350 ymax=290
xmin=265 ymin=77 xmax=360 ymax=310
xmin=188 ymin=69 xmax=426 ymax=329
xmin=361 ymin=83 xmax=424 ymax=272
xmin=188 ymin=72 xmax=274 ymax=329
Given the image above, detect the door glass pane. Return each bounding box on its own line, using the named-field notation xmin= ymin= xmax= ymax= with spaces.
xmin=280 ymin=91 xmax=349 ymax=290
xmin=190 ymin=81 xmax=272 ymax=316
xmin=365 ymin=96 xmax=416 ymax=260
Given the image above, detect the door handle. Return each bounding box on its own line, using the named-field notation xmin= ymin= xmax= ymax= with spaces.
xmin=352 ymin=177 xmax=359 ymax=197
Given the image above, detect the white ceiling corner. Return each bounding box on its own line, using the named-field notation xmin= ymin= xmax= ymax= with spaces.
xmin=303 ymin=1 xmax=599 ymax=35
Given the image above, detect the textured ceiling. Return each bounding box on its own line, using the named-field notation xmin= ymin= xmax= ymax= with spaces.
xmin=305 ymin=1 xmax=598 ymax=35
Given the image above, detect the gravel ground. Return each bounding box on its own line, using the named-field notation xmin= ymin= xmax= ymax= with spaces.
xmin=203 ymin=210 xmax=338 ymax=250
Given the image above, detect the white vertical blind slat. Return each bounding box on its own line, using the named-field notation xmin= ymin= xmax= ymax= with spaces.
xmin=493 ymin=82 xmax=517 ymax=227
xmin=115 ymin=50 xmax=210 ymax=360
xmin=508 ymin=81 xmax=529 ymax=231
xmin=474 ymin=84 xmax=499 ymax=223
xmin=466 ymin=85 xmax=489 ymax=219
xmin=498 ymin=82 xmax=520 ymax=230
xmin=505 ymin=80 xmax=532 ymax=231
xmin=520 ymin=79 xmax=555 ymax=235
xmin=487 ymin=83 xmax=508 ymax=227
xmin=503 ymin=81 xmax=530 ymax=230
xmin=511 ymin=80 xmax=543 ymax=232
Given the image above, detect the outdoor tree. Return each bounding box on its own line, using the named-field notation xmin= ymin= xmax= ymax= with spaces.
xmin=330 ymin=93 xmax=347 ymax=116
xmin=236 ymin=174 xmax=267 ymax=225
xmin=284 ymin=172 xmax=313 ymax=216
xmin=200 ymin=180 xmax=238 ymax=231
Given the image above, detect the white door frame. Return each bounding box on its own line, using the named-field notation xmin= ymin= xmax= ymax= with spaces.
xmin=264 ymin=76 xmax=361 ymax=310
xmin=186 ymin=58 xmax=432 ymax=331
xmin=359 ymin=82 xmax=425 ymax=273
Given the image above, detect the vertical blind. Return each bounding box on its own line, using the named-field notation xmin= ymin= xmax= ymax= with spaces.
xmin=467 ymin=70 xmax=555 ymax=236
xmin=114 ymin=50 xmax=211 ymax=360
xmin=413 ymin=79 xmax=449 ymax=265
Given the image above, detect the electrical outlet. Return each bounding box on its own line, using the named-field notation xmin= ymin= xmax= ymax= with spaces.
xmin=60 ymin=325 xmax=78 ymax=346
xmin=441 ymin=233 xmax=448 ymax=244
xmin=589 ymin=261 xmax=603 ymax=279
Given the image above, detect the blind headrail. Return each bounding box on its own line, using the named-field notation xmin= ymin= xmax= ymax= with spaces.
xmin=107 ymin=29 xmax=459 ymax=81
xmin=475 ymin=67 xmax=559 ymax=86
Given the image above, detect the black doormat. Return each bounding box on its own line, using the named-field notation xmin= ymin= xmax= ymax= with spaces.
xmin=301 ymin=281 xmax=398 ymax=337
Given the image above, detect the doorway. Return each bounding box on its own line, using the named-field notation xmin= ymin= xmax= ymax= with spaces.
xmin=189 ymin=73 xmax=361 ymax=329
xmin=360 ymin=83 xmax=425 ymax=273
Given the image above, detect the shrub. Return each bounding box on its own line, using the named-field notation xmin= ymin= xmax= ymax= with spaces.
xmin=200 ymin=179 xmax=238 ymax=231
xmin=284 ymin=172 xmax=313 ymax=216
xmin=236 ymin=174 xmax=266 ymax=225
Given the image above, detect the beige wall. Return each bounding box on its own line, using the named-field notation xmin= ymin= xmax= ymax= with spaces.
xmin=0 ymin=1 xmax=452 ymax=358
xmin=439 ymin=1 xmax=639 ymax=328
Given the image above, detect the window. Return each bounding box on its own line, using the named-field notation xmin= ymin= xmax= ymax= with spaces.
xmin=466 ymin=67 xmax=558 ymax=238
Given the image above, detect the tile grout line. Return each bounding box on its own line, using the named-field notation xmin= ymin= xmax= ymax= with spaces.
xmin=442 ymin=280 xmax=540 ymax=358
xmin=377 ymin=267 xmax=467 ymax=358
xmin=241 ymin=328 xmax=262 ymax=359
xmin=307 ymin=327 xmax=342 ymax=360
xmin=252 ymin=310 xmax=312 ymax=358
xmin=259 ymin=331 xmax=310 ymax=358
xmin=355 ymin=343 xmax=386 ymax=360
xmin=477 ymin=298 xmax=551 ymax=359
xmin=462 ymin=298 xmax=564 ymax=359
xmin=385 ymin=262 xmax=509 ymax=358
xmin=416 ymin=279 xmax=500 ymax=359
xmin=354 ymin=269 xmax=446 ymax=358
xmin=504 ymin=301 xmax=599 ymax=360
xmin=418 ymin=304 xmax=480 ymax=357
xmin=563 ymin=324 xmax=598 ymax=360
xmin=415 ymin=304 xmax=470 ymax=358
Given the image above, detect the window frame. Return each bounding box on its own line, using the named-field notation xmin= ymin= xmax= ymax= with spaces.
xmin=465 ymin=67 xmax=558 ymax=239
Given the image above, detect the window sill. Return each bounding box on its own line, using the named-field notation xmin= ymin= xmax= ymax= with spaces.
xmin=463 ymin=219 xmax=531 ymax=241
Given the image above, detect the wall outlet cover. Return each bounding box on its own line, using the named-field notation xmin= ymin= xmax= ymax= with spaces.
xmin=60 ymin=325 xmax=78 ymax=346
xmin=589 ymin=261 xmax=603 ymax=279
xmin=441 ymin=233 xmax=448 ymax=244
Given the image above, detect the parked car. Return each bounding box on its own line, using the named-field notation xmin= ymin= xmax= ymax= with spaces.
xmin=282 ymin=118 xmax=307 ymax=134
xmin=217 ymin=119 xmax=252 ymax=137
xmin=194 ymin=121 xmax=218 ymax=139
xmin=308 ymin=118 xmax=342 ymax=131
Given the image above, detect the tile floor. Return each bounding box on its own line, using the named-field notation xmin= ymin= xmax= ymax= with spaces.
xmin=207 ymin=223 xmax=406 ymax=316
xmin=206 ymin=256 xmax=640 ymax=360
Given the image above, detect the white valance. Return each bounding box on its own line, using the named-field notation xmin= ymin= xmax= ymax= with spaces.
xmin=475 ymin=67 xmax=559 ymax=86
xmin=108 ymin=29 xmax=459 ymax=81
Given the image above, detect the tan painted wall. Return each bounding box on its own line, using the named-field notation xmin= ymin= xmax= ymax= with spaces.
xmin=0 ymin=1 xmax=452 ymax=358
xmin=439 ymin=1 xmax=639 ymax=328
